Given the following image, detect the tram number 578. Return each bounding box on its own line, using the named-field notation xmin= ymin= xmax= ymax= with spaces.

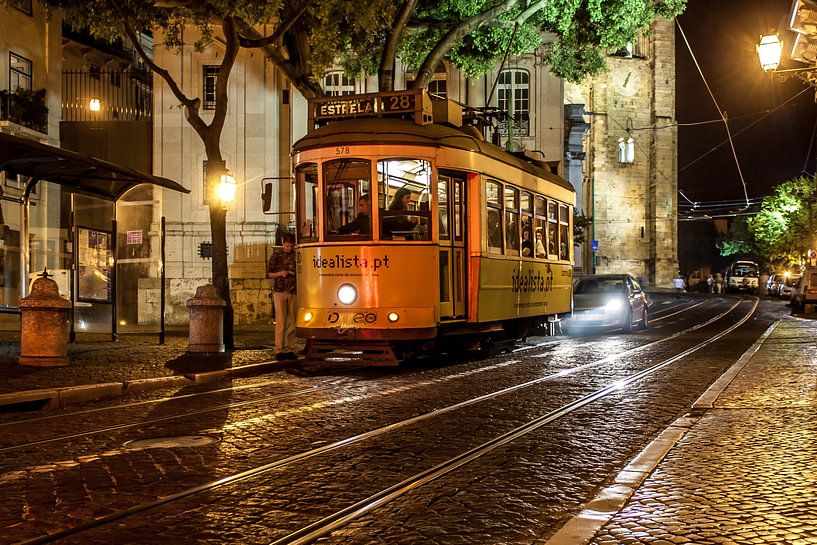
xmin=335 ymin=146 xmax=350 ymax=155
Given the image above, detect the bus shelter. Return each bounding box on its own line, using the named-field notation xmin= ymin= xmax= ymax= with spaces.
xmin=0 ymin=132 xmax=189 ymax=342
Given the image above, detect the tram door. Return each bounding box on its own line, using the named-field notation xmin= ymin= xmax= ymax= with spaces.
xmin=438 ymin=173 xmax=466 ymax=319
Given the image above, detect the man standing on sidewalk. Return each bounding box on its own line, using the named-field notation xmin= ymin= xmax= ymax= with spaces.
xmin=268 ymin=233 xmax=297 ymax=360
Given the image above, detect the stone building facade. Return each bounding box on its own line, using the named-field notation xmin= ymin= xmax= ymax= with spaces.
xmin=565 ymin=19 xmax=679 ymax=286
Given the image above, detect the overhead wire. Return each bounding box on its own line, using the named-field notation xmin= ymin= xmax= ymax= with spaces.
xmin=676 ymin=19 xmax=750 ymax=208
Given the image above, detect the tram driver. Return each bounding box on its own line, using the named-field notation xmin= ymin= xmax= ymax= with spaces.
xmin=335 ymin=194 xmax=371 ymax=235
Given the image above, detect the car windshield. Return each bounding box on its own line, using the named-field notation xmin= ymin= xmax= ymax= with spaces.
xmin=574 ymin=278 xmax=626 ymax=294
xmin=730 ymin=263 xmax=757 ymax=277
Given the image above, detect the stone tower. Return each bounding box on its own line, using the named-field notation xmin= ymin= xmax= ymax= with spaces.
xmin=565 ymin=18 xmax=678 ymax=287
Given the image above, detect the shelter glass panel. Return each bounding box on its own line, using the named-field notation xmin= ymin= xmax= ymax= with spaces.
xmin=324 ymin=158 xmax=372 ymax=241
xmin=73 ymin=194 xmax=114 ymax=333
xmin=378 ymin=159 xmax=431 ymax=241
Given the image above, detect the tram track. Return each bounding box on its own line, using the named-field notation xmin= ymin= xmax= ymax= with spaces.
xmin=15 ymin=297 xmax=758 ymax=545
xmin=0 ymin=296 xmax=733 ymax=458
xmin=271 ymin=297 xmax=760 ymax=545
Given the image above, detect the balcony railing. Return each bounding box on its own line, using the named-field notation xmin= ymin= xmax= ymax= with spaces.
xmin=0 ymin=89 xmax=48 ymax=134
xmin=62 ymin=71 xmax=152 ymax=122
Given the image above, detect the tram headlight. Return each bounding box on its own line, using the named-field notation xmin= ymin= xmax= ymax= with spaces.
xmin=388 ymin=312 xmax=400 ymax=322
xmin=337 ymin=284 xmax=358 ymax=305
xmin=303 ymin=311 xmax=313 ymax=322
xmin=604 ymin=298 xmax=624 ymax=313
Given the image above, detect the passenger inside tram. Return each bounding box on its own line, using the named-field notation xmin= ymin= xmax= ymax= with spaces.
xmin=534 ymin=228 xmax=546 ymax=258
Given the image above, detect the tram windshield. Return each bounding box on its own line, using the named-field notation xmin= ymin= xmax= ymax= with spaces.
xmin=324 ymin=158 xmax=372 ymax=241
xmin=378 ymin=159 xmax=431 ymax=241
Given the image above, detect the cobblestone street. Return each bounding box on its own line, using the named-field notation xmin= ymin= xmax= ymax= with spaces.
xmin=0 ymin=295 xmax=802 ymax=544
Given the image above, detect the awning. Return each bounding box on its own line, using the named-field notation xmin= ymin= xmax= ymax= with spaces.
xmin=0 ymin=132 xmax=189 ymax=201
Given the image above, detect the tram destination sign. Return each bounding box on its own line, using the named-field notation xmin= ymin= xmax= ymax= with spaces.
xmin=309 ymin=90 xmax=432 ymax=128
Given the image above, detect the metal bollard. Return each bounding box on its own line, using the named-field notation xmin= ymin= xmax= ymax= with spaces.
xmin=187 ymin=284 xmax=226 ymax=353
xmin=19 ymin=273 xmax=71 ymax=366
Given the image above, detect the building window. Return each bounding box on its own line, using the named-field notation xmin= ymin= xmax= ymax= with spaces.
xmin=110 ymin=71 xmax=121 ymax=88
xmin=611 ymin=33 xmax=649 ymax=59
xmin=497 ymin=69 xmax=529 ymax=137
xmin=203 ymin=65 xmax=219 ymax=110
xmin=427 ymin=79 xmax=447 ymax=98
xmin=322 ymin=71 xmax=355 ymax=97
xmin=89 ymin=63 xmax=100 ymax=80
xmin=202 ymin=160 xmax=209 ymax=205
xmin=9 ymin=52 xmax=32 ymax=91
xmin=10 ymin=0 xmax=32 ymax=16
xmin=618 ymin=137 xmax=635 ymax=164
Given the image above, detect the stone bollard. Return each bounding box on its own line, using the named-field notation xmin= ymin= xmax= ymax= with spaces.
xmin=187 ymin=284 xmax=226 ymax=353
xmin=19 ymin=274 xmax=71 ymax=366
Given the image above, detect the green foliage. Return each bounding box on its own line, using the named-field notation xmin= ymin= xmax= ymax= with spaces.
xmin=718 ymin=177 xmax=816 ymax=267
xmin=573 ymin=212 xmax=592 ymax=246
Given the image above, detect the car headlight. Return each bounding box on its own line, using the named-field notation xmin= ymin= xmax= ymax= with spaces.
xmin=337 ymin=284 xmax=358 ymax=305
xmin=387 ymin=312 xmax=399 ymax=322
xmin=604 ymin=299 xmax=624 ymax=312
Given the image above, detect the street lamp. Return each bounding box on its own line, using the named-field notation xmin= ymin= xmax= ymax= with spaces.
xmin=757 ymin=33 xmax=817 ymax=260
xmin=757 ymin=34 xmax=782 ymax=71
xmin=218 ymin=173 xmax=237 ymax=206
xmin=88 ymin=98 xmax=101 ymax=112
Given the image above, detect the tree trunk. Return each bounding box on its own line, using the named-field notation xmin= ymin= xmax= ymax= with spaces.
xmin=205 ymin=158 xmax=235 ymax=350
xmin=378 ymin=0 xmax=418 ymax=92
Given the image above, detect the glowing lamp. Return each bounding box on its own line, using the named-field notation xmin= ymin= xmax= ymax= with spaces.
xmin=303 ymin=311 xmax=313 ymax=322
xmin=757 ymin=34 xmax=783 ymax=71
xmin=89 ymin=98 xmax=101 ymax=112
xmin=218 ymin=173 xmax=237 ymax=205
xmin=337 ymin=284 xmax=357 ymax=305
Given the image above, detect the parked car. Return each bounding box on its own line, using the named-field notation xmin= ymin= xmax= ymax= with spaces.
xmin=766 ymin=274 xmax=783 ymax=297
xmin=791 ymin=267 xmax=817 ymax=311
xmin=566 ymin=274 xmax=649 ymax=332
xmin=780 ymin=274 xmax=802 ymax=299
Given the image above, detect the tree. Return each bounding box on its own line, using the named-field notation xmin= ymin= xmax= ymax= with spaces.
xmin=718 ymin=177 xmax=815 ymax=268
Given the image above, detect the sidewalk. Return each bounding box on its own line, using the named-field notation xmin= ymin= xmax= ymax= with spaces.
xmin=549 ymin=316 xmax=817 ymax=545
xmin=0 ymin=328 xmax=299 ymax=410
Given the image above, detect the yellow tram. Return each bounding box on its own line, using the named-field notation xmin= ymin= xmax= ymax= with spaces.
xmin=292 ymin=90 xmax=574 ymax=364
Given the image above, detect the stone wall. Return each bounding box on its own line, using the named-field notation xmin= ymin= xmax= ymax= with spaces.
xmin=564 ymin=18 xmax=678 ymax=287
xmin=137 ymin=241 xmax=277 ymax=326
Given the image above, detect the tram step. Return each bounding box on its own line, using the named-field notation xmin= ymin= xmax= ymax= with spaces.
xmin=304 ymin=340 xmax=399 ymax=367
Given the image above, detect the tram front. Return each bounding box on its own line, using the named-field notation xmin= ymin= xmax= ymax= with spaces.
xmin=292 ymin=116 xmax=440 ymax=364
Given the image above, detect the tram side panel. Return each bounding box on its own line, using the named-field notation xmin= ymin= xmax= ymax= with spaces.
xmin=296 ymin=245 xmax=439 ymax=340
xmin=475 ymin=258 xmax=572 ymax=322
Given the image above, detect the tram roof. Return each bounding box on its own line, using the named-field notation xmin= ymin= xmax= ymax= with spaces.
xmin=0 ymin=132 xmax=189 ymax=202
xmin=293 ymin=118 xmax=575 ymax=194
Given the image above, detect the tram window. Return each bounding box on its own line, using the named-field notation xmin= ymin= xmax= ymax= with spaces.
xmin=534 ymin=196 xmax=547 ymax=259
xmin=378 ymin=159 xmax=431 ymax=241
xmin=486 ymin=180 xmax=502 ymax=251
xmin=504 ymin=186 xmax=520 ymax=254
xmin=520 ymin=192 xmax=533 ymax=257
xmin=323 ymin=158 xmax=371 ymax=240
xmin=296 ymin=163 xmax=318 ymax=243
xmin=559 ymin=204 xmax=570 ymax=260
xmin=453 ymin=179 xmax=463 ymax=241
xmin=547 ymin=201 xmax=558 ymax=257
xmin=438 ymin=176 xmax=450 ymax=240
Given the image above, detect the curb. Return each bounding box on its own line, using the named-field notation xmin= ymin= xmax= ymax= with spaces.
xmin=0 ymin=359 xmax=289 ymax=412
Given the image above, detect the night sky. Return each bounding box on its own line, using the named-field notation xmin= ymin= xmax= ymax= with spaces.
xmin=676 ymin=0 xmax=817 ymax=204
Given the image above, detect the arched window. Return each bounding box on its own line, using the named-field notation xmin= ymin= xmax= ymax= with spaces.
xmin=497 ymin=69 xmax=530 ymax=137
xmin=618 ymin=137 xmax=635 ymax=164
xmin=323 ymin=71 xmax=356 ymax=97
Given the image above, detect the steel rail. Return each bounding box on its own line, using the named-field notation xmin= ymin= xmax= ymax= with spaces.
xmin=0 ymin=385 xmax=330 ymax=455
xmin=15 ymin=297 xmax=753 ymax=545
xmin=0 ymin=375 xmax=300 ymax=429
xmin=0 ymin=297 xmax=720 ymax=450
xmin=272 ymin=297 xmax=760 ymax=545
